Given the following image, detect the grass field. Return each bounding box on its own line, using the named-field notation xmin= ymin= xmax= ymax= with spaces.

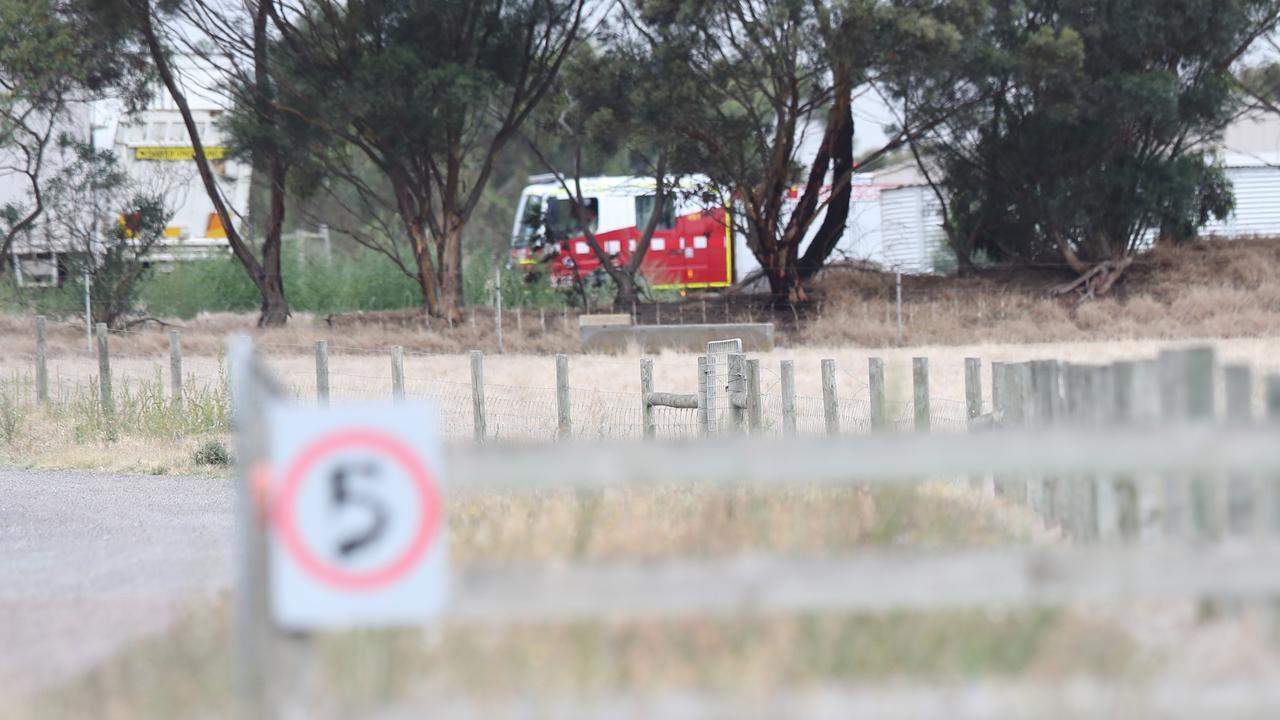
xmin=8 ymin=238 xmax=1280 ymax=717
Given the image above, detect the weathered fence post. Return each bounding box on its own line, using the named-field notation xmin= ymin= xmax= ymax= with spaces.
xmin=34 ymin=315 xmax=48 ymax=404
xmin=964 ymin=358 xmax=982 ymax=425
xmin=1185 ymin=347 xmax=1220 ymax=540
xmin=746 ymin=359 xmax=762 ymax=434
xmin=314 ymin=340 xmax=329 ymax=406
xmin=641 ymin=358 xmax=656 ymax=439
xmin=912 ymin=357 xmax=930 ymax=433
xmin=780 ymin=360 xmax=797 ymax=437
xmin=991 ymin=361 xmax=1005 ymax=417
xmin=95 ymin=323 xmax=113 ymax=418
xmin=1223 ymin=364 xmax=1254 ymax=535
xmin=1000 ymin=363 xmax=1027 ymax=504
xmin=556 ymin=354 xmax=571 ymax=440
xmin=727 ymin=353 xmax=746 ymax=434
xmin=869 ymin=358 xmax=887 ymax=432
xmin=821 ymin=359 xmax=839 ymax=435
xmin=390 ymin=346 xmax=405 ymax=402
xmin=1111 ymin=361 xmax=1139 ymax=540
xmin=494 ymin=268 xmax=504 ymax=355
xmin=169 ymin=330 xmax=183 ymax=410
xmin=516 ymin=307 xmax=522 ymax=334
xmin=470 ymin=350 xmax=486 ymax=442
xmin=540 ymin=308 xmax=546 ymax=333
xmin=1090 ymin=364 xmax=1120 ymax=542
xmin=697 ymin=356 xmax=709 ymax=436
xmin=1033 ymin=360 xmax=1064 ymax=525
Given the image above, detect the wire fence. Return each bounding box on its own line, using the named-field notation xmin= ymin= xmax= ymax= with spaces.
xmin=0 ymin=327 xmax=984 ymax=444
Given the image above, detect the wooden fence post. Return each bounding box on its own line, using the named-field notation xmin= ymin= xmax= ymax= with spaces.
xmin=697 ymin=356 xmax=709 ymax=436
xmin=746 ymin=358 xmax=762 ymax=434
xmin=1090 ymin=364 xmax=1120 ymax=542
xmin=727 ymin=353 xmax=746 ymax=434
xmin=641 ymin=358 xmax=656 ymax=439
xmin=314 ymin=340 xmax=329 ymax=406
xmin=821 ymin=359 xmax=839 ymax=435
xmin=780 ymin=360 xmax=797 ymax=437
xmin=964 ymin=357 xmax=986 ymax=492
xmin=1111 ymin=361 xmax=1139 ymax=540
xmin=1224 ymin=364 xmax=1253 ymax=535
xmin=494 ymin=269 xmax=504 ymax=355
xmin=912 ymin=357 xmax=930 ymax=433
xmin=391 ymin=346 xmax=405 ymax=402
xmin=964 ymin=358 xmax=982 ymax=425
xmin=556 ymin=354 xmax=571 ymax=440
xmin=470 ymin=350 xmax=486 ymax=442
xmin=991 ymin=361 xmax=1005 ymax=417
xmin=34 ymin=315 xmax=48 ymax=404
xmin=95 ymin=323 xmax=113 ymax=418
xmin=869 ymin=358 xmax=887 ymax=432
xmin=1033 ymin=360 xmax=1065 ymax=526
xmin=169 ymin=330 xmax=183 ymax=410
xmin=1185 ymin=347 xmax=1220 ymax=540
xmin=1000 ymin=363 xmax=1027 ymax=504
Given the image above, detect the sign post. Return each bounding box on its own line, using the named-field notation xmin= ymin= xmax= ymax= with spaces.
xmin=231 ymin=338 xmax=448 ymax=718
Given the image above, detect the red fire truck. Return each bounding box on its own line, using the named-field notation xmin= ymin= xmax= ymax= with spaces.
xmin=510 ymin=175 xmax=734 ymax=290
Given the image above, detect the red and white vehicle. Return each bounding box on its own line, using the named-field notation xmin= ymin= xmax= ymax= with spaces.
xmin=510 ymin=175 xmax=735 ymax=290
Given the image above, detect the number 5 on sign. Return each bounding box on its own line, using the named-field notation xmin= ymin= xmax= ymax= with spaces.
xmin=265 ymin=402 xmax=448 ymax=630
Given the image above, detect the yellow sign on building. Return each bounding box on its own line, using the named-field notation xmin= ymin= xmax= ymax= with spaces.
xmin=134 ymin=146 xmax=226 ymax=161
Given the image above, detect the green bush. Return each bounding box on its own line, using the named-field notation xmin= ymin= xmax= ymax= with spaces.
xmin=192 ymin=439 xmax=231 ymax=467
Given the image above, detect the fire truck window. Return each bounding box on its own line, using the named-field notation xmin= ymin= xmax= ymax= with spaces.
xmin=635 ymin=195 xmax=676 ymax=230
xmin=546 ymin=197 xmax=599 ymax=240
xmin=514 ymin=196 xmax=543 ymax=248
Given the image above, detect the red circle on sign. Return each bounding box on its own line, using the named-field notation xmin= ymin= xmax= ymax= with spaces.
xmin=273 ymin=430 xmax=441 ymax=591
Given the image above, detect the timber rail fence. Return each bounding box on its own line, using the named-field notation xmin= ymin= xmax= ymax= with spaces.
xmin=229 ymin=337 xmax=1280 ymax=718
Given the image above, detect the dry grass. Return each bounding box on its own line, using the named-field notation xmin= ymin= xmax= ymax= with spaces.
xmin=10 ymin=483 xmax=1114 ymax=720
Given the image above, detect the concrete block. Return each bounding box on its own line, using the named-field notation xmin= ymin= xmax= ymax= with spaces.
xmin=579 ymin=313 xmax=632 ymax=328
xmin=581 ymin=323 xmax=775 ymax=353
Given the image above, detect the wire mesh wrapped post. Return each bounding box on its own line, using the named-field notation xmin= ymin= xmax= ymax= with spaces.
xmin=470 ymin=350 xmax=486 ymax=442
xmin=912 ymin=357 xmax=930 ymax=433
xmin=312 ymin=340 xmax=330 ymax=406
xmin=821 ymin=359 xmax=839 ymax=435
xmin=746 ymin=359 xmax=762 ymax=434
xmin=556 ymin=354 xmax=571 ymax=440
xmin=169 ymin=330 xmax=183 ymax=410
xmin=869 ymin=358 xmax=886 ymax=432
xmin=95 ymin=323 xmax=113 ymax=418
xmin=641 ymin=358 xmax=656 ymax=440
xmin=780 ymin=360 xmax=796 ymax=437
xmin=727 ymin=353 xmax=746 ymax=434
xmin=391 ymin=346 xmax=405 ymax=402
xmin=964 ymin=358 xmax=982 ymax=426
xmin=697 ymin=356 xmax=709 ymax=436
xmin=34 ymin=315 xmax=48 ymax=404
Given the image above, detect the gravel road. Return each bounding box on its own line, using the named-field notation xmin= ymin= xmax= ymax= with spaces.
xmin=0 ymin=469 xmax=234 ymax=703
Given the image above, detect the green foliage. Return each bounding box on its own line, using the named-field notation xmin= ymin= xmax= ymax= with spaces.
xmin=139 ymin=243 xmax=434 ymax=319
xmin=192 ymin=439 xmax=230 ymax=467
xmin=43 ymin=138 xmax=172 ymax=327
xmin=897 ymin=0 xmax=1273 ymax=267
xmin=0 ymin=392 xmax=20 ymax=444
xmin=64 ymin=372 xmax=230 ymax=445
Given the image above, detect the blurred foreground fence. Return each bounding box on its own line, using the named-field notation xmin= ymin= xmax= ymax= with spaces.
xmin=223 ymin=335 xmax=1280 ymax=719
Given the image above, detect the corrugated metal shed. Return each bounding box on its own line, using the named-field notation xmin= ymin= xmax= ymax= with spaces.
xmin=1202 ymin=154 xmax=1280 ymax=238
xmin=879 ymin=185 xmax=947 ymax=273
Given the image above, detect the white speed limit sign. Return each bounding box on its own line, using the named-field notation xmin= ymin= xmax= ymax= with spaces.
xmin=264 ymin=402 xmax=448 ymax=630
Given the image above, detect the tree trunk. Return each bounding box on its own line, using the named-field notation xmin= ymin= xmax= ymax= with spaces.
xmin=257 ymin=157 xmax=290 ymax=327
xmin=798 ymin=85 xmax=854 ymax=279
xmin=439 ymin=218 xmax=465 ymax=320
xmin=410 ymin=222 xmax=441 ymax=315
